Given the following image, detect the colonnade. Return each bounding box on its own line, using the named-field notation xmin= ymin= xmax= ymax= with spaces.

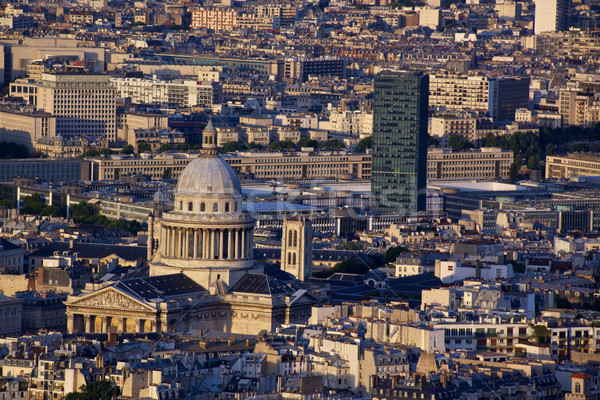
xmin=67 ymin=313 xmax=161 ymax=334
xmin=161 ymin=226 xmax=253 ymax=260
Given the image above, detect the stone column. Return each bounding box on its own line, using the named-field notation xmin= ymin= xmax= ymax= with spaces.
xmin=184 ymin=229 xmax=189 ymax=259
xmin=219 ymin=230 xmax=224 ymax=260
xmin=228 ymin=229 xmax=234 ymax=259
xmin=102 ymin=316 xmax=109 ymax=333
xmin=136 ymin=319 xmax=144 ymax=333
xmin=241 ymin=229 xmax=246 ymax=258
xmin=150 ymin=320 xmax=157 ymax=333
xmin=193 ymin=229 xmax=198 ymax=259
xmin=84 ymin=315 xmax=92 ymax=333
xmin=67 ymin=313 xmax=74 ymax=333
xmin=119 ymin=318 xmax=126 ymax=333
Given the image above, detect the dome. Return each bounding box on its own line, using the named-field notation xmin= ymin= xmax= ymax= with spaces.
xmin=176 ymin=156 xmax=242 ymax=197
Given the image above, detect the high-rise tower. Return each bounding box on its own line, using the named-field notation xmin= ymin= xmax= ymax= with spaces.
xmin=371 ymin=71 xmax=429 ymax=214
xmin=535 ymin=0 xmax=571 ymax=35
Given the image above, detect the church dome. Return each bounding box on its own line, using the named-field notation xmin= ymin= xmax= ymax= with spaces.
xmin=176 ymin=156 xmax=242 ymax=197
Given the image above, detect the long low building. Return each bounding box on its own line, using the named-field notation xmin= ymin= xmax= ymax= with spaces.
xmin=546 ymin=153 xmax=600 ymax=179
xmin=86 ymin=148 xmax=513 ymax=182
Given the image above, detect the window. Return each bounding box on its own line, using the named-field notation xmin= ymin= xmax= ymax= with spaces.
xmin=225 ymin=202 xmax=230 ymax=212
xmin=293 ymin=230 xmax=298 ymax=247
xmin=288 ymin=253 xmax=292 ymax=264
xmin=188 ymin=202 xmax=193 ymax=211
xmin=200 ymin=203 xmax=206 ymax=212
xmin=180 ymin=201 xmax=183 ymax=210
xmin=213 ymin=203 xmax=218 ymax=212
xmin=293 ymin=253 xmax=296 ymax=265
xmin=288 ymin=231 xmax=293 ymax=247
xmin=575 ymin=382 xmax=581 ymax=393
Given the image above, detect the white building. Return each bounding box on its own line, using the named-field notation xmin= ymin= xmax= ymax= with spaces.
xmin=535 ymin=0 xmax=570 ymax=34
xmin=111 ymin=76 xmax=222 ymax=109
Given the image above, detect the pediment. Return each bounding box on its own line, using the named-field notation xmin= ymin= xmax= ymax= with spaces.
xmin=67 ymin=287 xmax=156 ymax=312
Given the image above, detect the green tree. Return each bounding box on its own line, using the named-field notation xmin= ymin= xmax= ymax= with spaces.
xmin=527 ymin=154 xmax=541 ymax=170
xmin=357 ymin=136 xmax=373 ymax=152
xmin=159 ymin=144 xmax=172 ymax=152
xmin=41 ymin=205 xmax=61 ymax=217
xmin=298 ymin=137 xmax=319 ymax=148
xmin=65 ymin=380 xmax=118 ymax=400
xmin=120 ymin=144 xmax=135 ymax=154
xmin=128 ymin=220 xmax=142 ymax=235
xmin=448 ymin=134 xmax=467 ymax=151
xmin=247 ymin=142 xmax=261 ymax=150
xmin=509 ymin=162 xmax=519 ymax=181
xmin=529 ymin=324 xmax=550 ymax=345
xmin=321 ymin=139 xmax=345 ymax=150
xmin=336 ymin=241 xmax=363 ymax=250
xmin=22 ymin=194 xmax=45 ymax=215
xmin=0 ymin=199 xmax=16 ymax=209
xmin=313 ymin=259 xmax=370 ymax=278
xmin=137 ymin=142 xmax=152 ymax=153
xmin=221 ymin=141 xmax=241 ymax=153
xmin=70 ymin=201 xmax=95 ymax=223
xmin=176 ymin=143 xmax=191 ymax=151
xmin=0 ymin=141 xmax=29 ymax=159
xmin=383 ymin=246 xmax=408 ymax=264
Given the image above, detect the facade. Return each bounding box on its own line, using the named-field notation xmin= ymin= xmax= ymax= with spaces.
xmin=0 ymin=238 xmax=25 ymax=275
xmin=35 ymin=73 xmax=116 ymax=142
xmin=427 ymin=148 xmax=514 ymax=180
xmin=66 ymin=120 xmax=318 ymax=336
xmin=16 ymin=291 xmax=67 ymax=333
xmin=35 ymin=135 xmax=89 ymax=158
xmin=281 ymin=215 xmax=312 ymax=281
xmin=191 ymin=8 xmax=238 ymax=31
xmin=0 ymin=294 xmax=22 ymax=337
xmin=111 ymin=76 xmax=222 ymax=108
xmin=545 ymin=154 xmax=600 ymax=179
xmin=372 ymin=71 xmax=429 ymax=213
xmin=87 ymin=150 xmax=372 ymax=181
xmin=284 ymin=58 xmax=346 ymax=83
xmin=0 ymin=159 xmax=84 ymax=183
xmin=535 ymin=0 xmax=571 ymax=34
xmin=429 ymin=74 xmax=529 ymax=121
xmin=429 ymin=116 xmax=477 ymax=145
xmin=0 ymin=107 xmax=56 ymax=151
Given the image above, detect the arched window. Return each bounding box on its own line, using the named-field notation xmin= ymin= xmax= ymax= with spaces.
xmin=288 ymin=253 xmax=292 ymax=264
xmin=225 ymin=202 xmax=230 ymax=212
xmin=180 ymin=201 xmax=183 ymax=210
xmin=292 ymin=253 xmax=297 ymax=265
xmin=575 ymin=383 xmax=581 ymax=393
xmin=200 ymin=202 xmax=206 ymax=212
xmin=213 ymin=203 xmax=218 ymax=212
xmin=188 ymin=202 xmax=193 ymax=212
xmin=293 ymin=231 xmax=298 ymax=247
xmin=288 ymin=231 xmax=293 ymax=246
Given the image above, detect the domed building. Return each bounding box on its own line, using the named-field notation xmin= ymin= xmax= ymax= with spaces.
xmin=147 ymin=118 xmax=259 ymax=289
xmin=65 ymin=119 xmax=318 ymax=336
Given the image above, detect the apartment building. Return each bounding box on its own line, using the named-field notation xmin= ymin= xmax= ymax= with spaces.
xmin=111 ymin=76 xmax=222 ymax=109
xmin=427 ymin=148 xmax=514 ymax=180
xmin=429 ymin=116 xmax=477 ymax=145
xmin=435 ymin=322 xmax=532 ymax=354
xmin=546 ymin=153 xmax=600 ymax=179
xmin=429 ymin=74 xmax=529 ymax=121
xmin=191 ymin=8 xmax=238 ymax=31
xmin=284 ymin=57 xmax=346 ymax=83
xmin=17 ymin=73 xmax=117 ymax=141
xmin=0 ymin=107 xmax=56 ymax=150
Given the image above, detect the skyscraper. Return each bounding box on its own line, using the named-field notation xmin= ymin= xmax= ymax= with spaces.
xmin=535 ymin=0 xmax=571 ymax=35
xmin=371 ymin=71 xmax=429 ymax=214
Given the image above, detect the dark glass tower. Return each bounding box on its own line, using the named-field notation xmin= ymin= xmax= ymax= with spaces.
xmin=371 ymin=71 xmax=429 ymax=214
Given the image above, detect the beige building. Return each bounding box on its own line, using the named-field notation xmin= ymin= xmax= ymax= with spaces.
xmin=429 ymin=116 xmax=477 ymax=145
xmin=546 ymin=153 xmax=600 ymax=179
xmin=0 ymin=107 xmax=56 ymax=150
xmin=66 ymin=121 xmax=317 ymax=336
xmin=117 ymin=112 xmax=169 ymax=142
xmin=35 ymin=135 xmax=89 ymax=158
xmin=427 ymin=147 xmax=513 ymax=180
xmin=88 ymin=150 xmax=373 ymax=181
xmin=33 ymin=73 xmax=116 ymax=141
